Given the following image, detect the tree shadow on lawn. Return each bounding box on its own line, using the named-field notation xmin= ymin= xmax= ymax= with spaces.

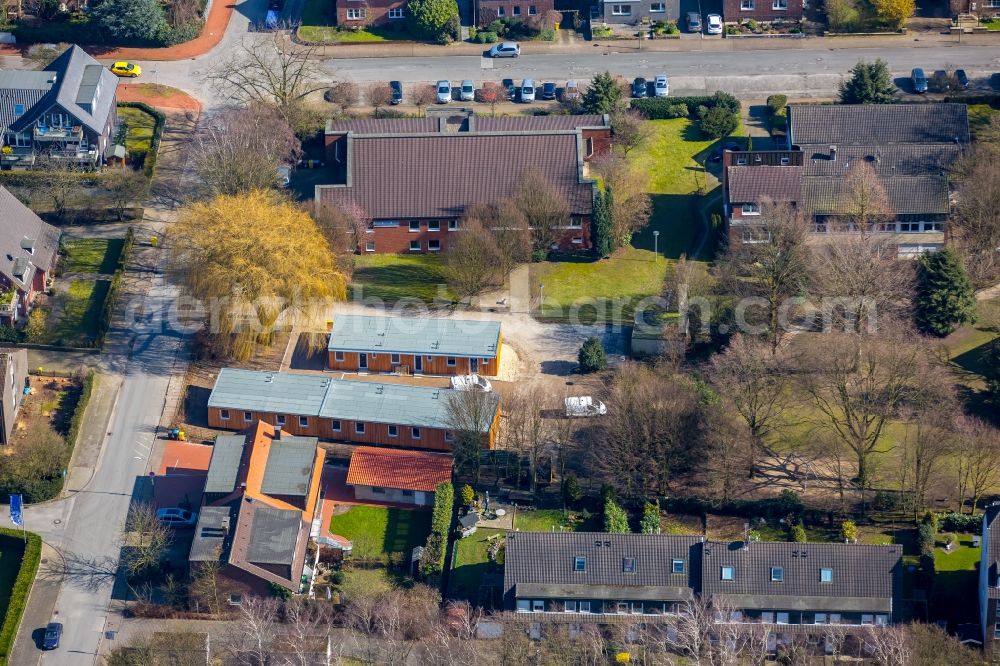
xmin=383 ymin=508 xmax=432 ymax=555
xmin=634 ymin=193 xmax=710 ymax=260
xmin=350 ymin=263 xmax=448 ymax=302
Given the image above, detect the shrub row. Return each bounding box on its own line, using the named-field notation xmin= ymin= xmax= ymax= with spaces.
xmin=0 ymin=529 xmax=42 ymax=666
xmin=421 ymin=482 xmax=454 ymax=576
xmin=95 ymin=225 xmax=134 ymax=348
xmin=939 ymin=512 xmax=981 ymax=533
xmin=117 ymin=103 xmax=166 ymax=180
xmin=66 ymin=369 xmax=96 ymax=452
xmin=658 ymin=490 xmax=805 ymax=521
xmin=630 ymin=91 xmax=741 ymax=119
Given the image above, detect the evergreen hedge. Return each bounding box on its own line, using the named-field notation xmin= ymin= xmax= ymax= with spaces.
xmin=0 ymin=529 xmax=42 ymax=666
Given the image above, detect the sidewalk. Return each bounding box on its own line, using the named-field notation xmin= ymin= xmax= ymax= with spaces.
xmin=63 ymin=373 xmax=124 ymax=495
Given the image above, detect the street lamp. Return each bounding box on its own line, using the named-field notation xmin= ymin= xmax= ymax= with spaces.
xmin=653 ymin=230 xmax=659 ymax=262
xmin=539 ymin=283 xmax=545 ymax=314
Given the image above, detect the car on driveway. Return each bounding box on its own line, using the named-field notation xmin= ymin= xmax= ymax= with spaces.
xmin=632 ymin=77 xmax=648 ymax=98
xmin=487 ymin=42 xmax=520 ymax=58
xmin=390 ymin=80 xmax=403 ymax=104
xmin=156 ymin=507 xmax=198 ymax=527
xmin=706 ymin=14 xmax=723 ymax=34
xmin=686 ymin=12 xmax=702 ymax=32
xmin=541 ymin=82 xmax=557 ymax=100
xmin=110 ymin=61 xmax=141 ymax=77
xmin=42 ymin=622 xmax=62 ymax=650
xmin=956 ymin=69 xmax=969 ymax=88
xmin=460 ymin=80 xmax=475 ymax=101
xmin=436 ymin=80 xmax=452 ymax=103
xmin=502 ymin=78 xmax=516 ymax=100
xmin=653 ymin=74 xmax=669 ymax=97
xmin=521 ymin=79 xmax=536 ymax=102
xmin=911 ymin=68 xmax=928 ymax=93
xmin=562 ymin=80 xmax=580 ymax=102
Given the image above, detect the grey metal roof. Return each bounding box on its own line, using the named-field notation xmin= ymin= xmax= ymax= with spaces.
xmin=0 ymin=186 xmax=60 ymax=291
xmin=700 ymin=541 xmax=901 ymax=614
xmin=209 ymin=369 xmax=499 ymax=431
xmin=503 ymin=533 xmax=704 ymax=602
xmin=262 ymin=436 xmax=317 ymax=497
xmin=189 ymin=505 xmax=235 ymax=562
xmin=246 ymin=506 xmax=302 ymax=565
xmin=204 ymin=435 xmax=246 ymax=494
xmin=788 ymin=103 xmax=969 ymax=146
xmin=327 ymin=314 xmax=501 ymax=358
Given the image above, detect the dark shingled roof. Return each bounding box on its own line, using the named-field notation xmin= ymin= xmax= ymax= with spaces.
xmin=318 ymin=133 xmax=593 ymax=219
xmin=789 ymin=104 xmax=969 ymax=146
xmin=0 ymin=186 xmax=61 ymax=292
xmin=261 ymin=436 xmax=317 ymax=497
xmin=984 ymin=504 xmax=1000 ymax=599
xmin=803 ymin=176 xmax=950 ymax=215
xmin=504 ymin=533 xmax=703 ymax=603
xmin=801 ymin=144 xmax=961 ymax=178
xmin=246 ymin=505 xmax=302 ymax=565
xmin=701 ymin=541 xmax=901 ymax=614
xmin=727 ymin=166 xmax=803 ymax=203
xmin=475 ymin=115 xmax=607 ymax=132
xmin=327 ymin=118 xmax=438 ymax=134
xmin=204 ymin=435 xmax=245 ymax=494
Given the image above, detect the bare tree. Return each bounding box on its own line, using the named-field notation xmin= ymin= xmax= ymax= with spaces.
xmin=591 ymin=153 xmax=652 ymax=249
xmin=443 ymin=216 xmax=503 ymax=301
xmin=464 ymin=202 xmax=531 ymax=281
xmin=610 ymin=109 xmax=650 ymax=156
xmin=103 ymin=168 xmax=147 ymax=221
xmin=954 ymin=415 xmax=1000 ymax=513
xmin=282 ymin=599 xmax=333 ymax=666
xmin=188 ymin=560 xmax=231 ymax=615
xmin=513 ymin=168 xmax=571 ymax=256
xmin=446 ymin=390 xmax=498 ymax=483
xmin=29 ymin=156 xmax=82 ymax=221
xmin=314 ymin=202 xmax=370 ymax=256
xmin=862 ymin=624 xmax=911 ymax=666
xmin=897 ymin=368 xmax=955 ymax=518
xmin=409 ymin=84 xmax=437 ymax=114
xmin=366 ymin=81 xmax=394 ymax=118
xmin=325 ymin=81 xmax=360 ymax=114
xmin=120 ymin=502 xmax=172 ymax=580
xmin=841 ymin=160 xmax=894 ymax=232
xmin=225 ymin=595 xmax=280 ymax=666
xmin=498 ymin=383 xmax=549 ymax=492
xmin=951 ymin=146 xmax=1000 ymax=287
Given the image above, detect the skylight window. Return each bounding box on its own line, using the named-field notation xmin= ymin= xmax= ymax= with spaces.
xmin=13 ymin=104 xmax=24 ymax=116
xmin=622 ymin=557 xmax=636 ymax=573
xmin=820 ymin=568 xmax=833 ymax=583
xmin=574 ymin=556 xmax=586 ymax=572
xmin=771 ymin=567 xmax=784 ymax=582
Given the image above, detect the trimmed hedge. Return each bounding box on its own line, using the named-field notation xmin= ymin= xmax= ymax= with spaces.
xmin=66 ymin=369 xmax=97 ymax=452
xmin=95 ymin=226 xmax=134 ymax=348
xmin=631 ymin=91 xmax=741 ymax=120
xmin=117 ymin=102 xmax=166 ymax=180
xmin=0 ymin=528 xmax=42 ymax=666
xmin=421 ymin=482 xmax=454 ymax=575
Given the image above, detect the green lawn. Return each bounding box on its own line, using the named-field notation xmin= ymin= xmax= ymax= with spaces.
xmin=328 ymin=505 xmax=432 ymax=561
xmin=61 ymin=238 xmax=125 ymax=274
xmin=933 ymin=534 xmax=981 ymax=625
xmin=117 ymin=106 xmax=156 ymax=155
xmin=450 ymin=527 xmax=504 ymax=603
xmin=513 ymin=508 xmax=602 ymax=532
xmin=42 ymin=280 xmax=111 ymax=347
xmin=298 ymin=0 xmax=413 ymax=42
xmin=350 ymin=254 xmax=455 ymax=304
xmin=944 ymin=297 xmax=999 ymax=390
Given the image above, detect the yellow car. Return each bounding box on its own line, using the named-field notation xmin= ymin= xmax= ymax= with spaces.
xmin=110 ymin=61 xmax=141 ymax=78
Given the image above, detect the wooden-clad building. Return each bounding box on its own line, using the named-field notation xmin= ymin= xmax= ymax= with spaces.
xmin=207 ymin=369 xmax=500 ymax=452
xmin=327 ymin=314 xmax=503 ymax=377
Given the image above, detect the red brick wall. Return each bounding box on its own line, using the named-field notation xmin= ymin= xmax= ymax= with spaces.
xmin=583 ymin=128 xmax=613 ymax=160
xmin=335 ymin=0 xmax=409 ymax=26
xmin=357 ymin=217 xmax=592 ymax=253
xmin=476 ymin=0 xmax=555 ymax=26
xmin=723 ymin=0 xmax=802 ymax=21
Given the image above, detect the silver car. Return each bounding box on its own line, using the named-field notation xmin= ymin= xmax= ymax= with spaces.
xmin=520 ymin=79 xmax=535 ymax=103
xmin=460 ymin=80 xmax=475 ymax=101
xmin=436 ymin=80 xmax=451 ymax=103
xmin=706 ymin=14 xmax=723 ymax=34
xmin=653 ymin=75 xmax=669 ymax=97
xmin=487 ymin=41 xmax=520 ymax=58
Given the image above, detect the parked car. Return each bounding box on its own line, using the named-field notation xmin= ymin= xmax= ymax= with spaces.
xmin=931 ymin=69 xmax=950 ymax=92
xmin=706 ymin=14 xmax=723 ymax=34
xmin=502 ymin=78 xmax=516 ymax=100
xmin=156 ymin=508 xmax=198 ymax=527
xmin=521 ymin=79 xmax=535 ymax=102
xmin=42 ymin=622 xmax=62 ymax=650
xmin=541 ymin=82 xmax=557 ymax=100
xmin=436 ymin=80 xmax=452 ymax=103
xmin=956 ymin=69 xmax=969 ymax=88
xmin=911 ymin=68 xmax=928 ymax=93
xmin=632 ymin=77 xmax=648 ymax=98
xmin=390 ymin=80 xmax=403 ymax=105
xmin=487 ymin=42 xmax=520 ymax=58
xmin=562 ymin=80 xmax=580 ymax=101
xmin=460 ymin=80 xmax=475 ymax=101
xmin=450 ymin=374 xmax=493 ymax=392
xmin=277 ymin=165 xmax=292 ymax=188
xmin=686 ymin=11 xmax=702 ymax=32
xmin=565 ymin=396 xmax=607 ymax=417
xmin=653 ymin=74 xmax=669 ymax=97
xmin=110 ymin=61 xmax=141 ymax=77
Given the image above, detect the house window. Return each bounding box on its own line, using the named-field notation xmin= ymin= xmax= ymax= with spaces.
xmin=448 ymin=220 xmax=459 ymax=231
xmin=829 ymin=614 xmax=841 ymax=624
xmin=275 ymin=414 xmax=286 ymax=426
xmin=616 ymin=602 xmax=629 ymax=614
xmin=861 ymin=614 xmax=874 ymax=625
xmin=497 ymin=5 xmax=505 ymax=15
xmin=388 ymin=7 xmax=404 ymax=17
xmin=721 ymin=566 xmax=734 ymax=581
xmin=741 ymin=0 xmax=754 ymax=8
xmin=528 ymin=5 xmax=536 ymax=13
xmin=776 ymin=612 xmax=789 ymax=625
xmin=988 ymin=0 xmax=1000 ymax=7
xmin=672 ymin=559 xmax=684 ymax=574
xmin=412 ymin=427 xmax=421 ymax=439
xmin=409 ymin=221 xmax=420 ymax=232
xmin=571 ymin=237 xmax=583 ymax=244
xmin=631 ymin=603 xmax=643 ymax=614
xmin=365 ymin=242 xmax=375 ymax=252
xmin=244 ymin=411 xmax=253 ymax=422
xmin=812 ymin=223 xmax=827 ymax=233
xmin=410 ymin=240 xmax=421 ymax=252
xmin=372 ymin=486 xmax=385 ymax=494
xmin=650 ymin=1 xmax=665 ymax=10
xmin=568 ymin=217 xmax=583 ymax=229
xmin=815 ymin=613 xmax=828 ymax=624
xmin=771 ymin=567 xmax=784 ymax=582
xmin=611 ymin=4 xmax=632 ymax=14
xmin=532 ymin=599 xmax=544 ymax=612
xmin=428 ymin=220 xmax=440 ymax=231
xmin=762 ymin=611 xmax=774 ymax=623
xmin=402 ymin=489 xmax=414 ymax=496
xmin=373 ymin=220 xmax=399 ymax=227
xmin=346 ymin=7 xmax=366 ymax=18
xmin=622 ymin=557 xmax=636 ymax=573
xmin=428 ymin=240 xmax=441 ymax=252
xmin=564 ymin=601 xmax=577 ymax=612
xmin=925 ymin=222 xmax=944 ymax=232
xmin=820 ymin=568 xmax=832 ymax=583
xmin=331 ymin=420 xmax=342 ymax=432
xmin=994 ymin=625 xmax=1000 ymax=639
xmin=742 ymin=203 xmax=760 ymax=215
xmin=574 ymin=556 xmax=587 ymax=572
xmin=586 ymin=137 xmax=595 ymax=157
xmin=780 ymin=157 xmax=791 ymax=165
xmin=773 ymin=0 xmax=787 ymax=8
xmin=875 ymin=615 xmax=888 ymax=626
xmin=335 ymin=351 xmax=345 ymax=362
xmin=877 ymin=222 xmax=896 ymax=232
xmin=355 ymin=422 xmax=365 ymax=434
xmin=445 ymin=431 xmax=454 ymax=442
xmin=899 ymin=222 xmax=920 ymax=232
xmin=447 ymin=357 xmax=457 ymax=366
xmin=299 ymin=416 xmax=309 ymax=428
xmin=229 ymin=594 xmax=243 ymax=606
xmin=512 ymin=5 xmax=521 ymax=14
xmin=220 ymin=409 xmax=230 ymax=420
xmin=391 ymin=353 xmax=401 ymax=364
xmin=579 ymin=601 xmax=591 ymax=613
xmin=389 ymin=425 xmax=398 ymax=437
xmin=736 ymin=155 xmax=748 ymax=165
xmin=517 ymin=599 xmax=530 ymax=612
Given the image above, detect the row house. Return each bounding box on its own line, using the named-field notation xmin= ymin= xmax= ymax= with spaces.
xmin=327 ymin=314 xmax=502 ymax=376
xmin=722 ymin=103 xmax=969 ymax=258
xmin=207 ymin=368 xmax=501 ymax=452
xmin=0 ymin=45 xmax=119 ymax=169
xmin=317 ymin=112 xmax=610 ymax=254
xmin=333 ymin=0 xmax=556 ymax=27
xmin=722 ymin=0 xmax=803 ymax=22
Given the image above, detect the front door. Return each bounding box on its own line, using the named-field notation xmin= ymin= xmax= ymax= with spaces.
xmin=470 ymin=358 xmax=479 ymax=373
xmin=414 ymin=355 xmax=423 ymax=373
xmin=359 ymin=353 xmax=368 ymax=370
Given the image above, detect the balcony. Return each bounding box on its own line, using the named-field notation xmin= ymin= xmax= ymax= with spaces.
xmin=34 ymin=125 xmax=83 ymax=141
xmin=0 ymin=147 xmax=36 ymax=166
xmin=49 ymin=148 xmax=99 ymax=164
xmin=0 ymin=291 xmax=18 ymax=317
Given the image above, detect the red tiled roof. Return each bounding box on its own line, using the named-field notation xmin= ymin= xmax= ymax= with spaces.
xmin=346 ymin=446 xmax=453 ymax=492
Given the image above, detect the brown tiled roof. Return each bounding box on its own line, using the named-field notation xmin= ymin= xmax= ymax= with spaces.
xmin=803 ymin=175 xmax=949 ymax=216
xmin=475 ymin=115 xmax=607 ymax=132
xmin=318 ymin=133 xmax=593 ymax=219
xmin=727 ymin=166 xmax=803 ymax=203
xmin=789 ymin=103 xmax=969 ymax=146
xmin=327 ymin=118 xmax=438 ymax=134
xmin=346 ymin=446 xmax=452 ymax=492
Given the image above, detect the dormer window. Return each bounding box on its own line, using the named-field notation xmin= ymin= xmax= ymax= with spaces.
xmin=622 ymin=557 xmax=636 ymax=573
xmin=672 ymin=559 xmax=685 ymax=574
xmin=771 ymin=567 xmax=784 ymax=582
xmin=574 ymin=556 xmax=586 ymax=572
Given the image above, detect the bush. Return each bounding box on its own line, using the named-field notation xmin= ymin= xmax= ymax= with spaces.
xmin=562 ymin=475 xmax=582 ymax=506
xmin=840 ymin=520 xmax=858 ymax=543
xmin=578 ymin=337 xmax=607 ymax=373
xmin=604 ymin=496 xmax=630 ymax=533
xmin=766 ymin=94 xmax=787 ymax=115
xmin=640 ymin=501 xmax=661 ymax=534
xmin=630 ymin=92 xmax=740 ymax=119
xmin=475 ymin=30 xmax=499 ymax=42
xmin=539 ymin=27 xmax=555 ymax=40
xmin=0 ymin=529 xmax=42 ymax=665
xmin=918 ymin=522 xmax=936 ymax=557
xmin=698 ymin=106 xmax=739 ymax=138
xmin=460 ymin=484 xmax=476 ymax=507
xmin=66 ymin=370 xmax=96 ymax=452
xmin=421 ymin=481 xmax=454 ymax=575
xmin=790 ymin=524 xmax=807 ymax=543
xmin=940 ymin=513 xmax=980 ymax=533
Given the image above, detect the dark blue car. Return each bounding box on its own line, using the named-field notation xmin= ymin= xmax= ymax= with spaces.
xmin=42 ymin=623 xmax=62 ymax=650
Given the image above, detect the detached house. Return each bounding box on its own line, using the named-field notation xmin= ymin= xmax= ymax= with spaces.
xmin=0 ymin=187 xmax=61 ymax=325
xmin=0 ymin=45 xmax=119 ymax=169
xmin=317 ymin=112 xmax=609 ymax=254
xmin=346 ymin=446 xmax=453 ymax=506
xmin=327 ymin=314 xmax=502 ymax=376
xmin=189 ymin=421 xmax=325 ymax=597
xmin=207 ymin=368 xmax=501 ymax=451
xmin=723 ymin=104 xmax=969 ymax=258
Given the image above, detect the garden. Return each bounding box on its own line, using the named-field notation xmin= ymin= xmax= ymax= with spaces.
xmin=297 ymin=0 xmax=416 ymax=44
xmin=724 ymin=19 xmax=803 ymax=35
xmin=328 ymin=505 xmax=432 ymax=564
xmin=0 ymin=529 xmax=41 ymax=666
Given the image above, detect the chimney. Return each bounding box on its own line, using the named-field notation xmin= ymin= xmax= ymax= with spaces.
xmin=829 ymin=145 xmax=837 ymax=161
xmin=221 ymin=516 xmax=231 ymax=534
xmin=273 ymin=428 xmax=282 ymax=440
